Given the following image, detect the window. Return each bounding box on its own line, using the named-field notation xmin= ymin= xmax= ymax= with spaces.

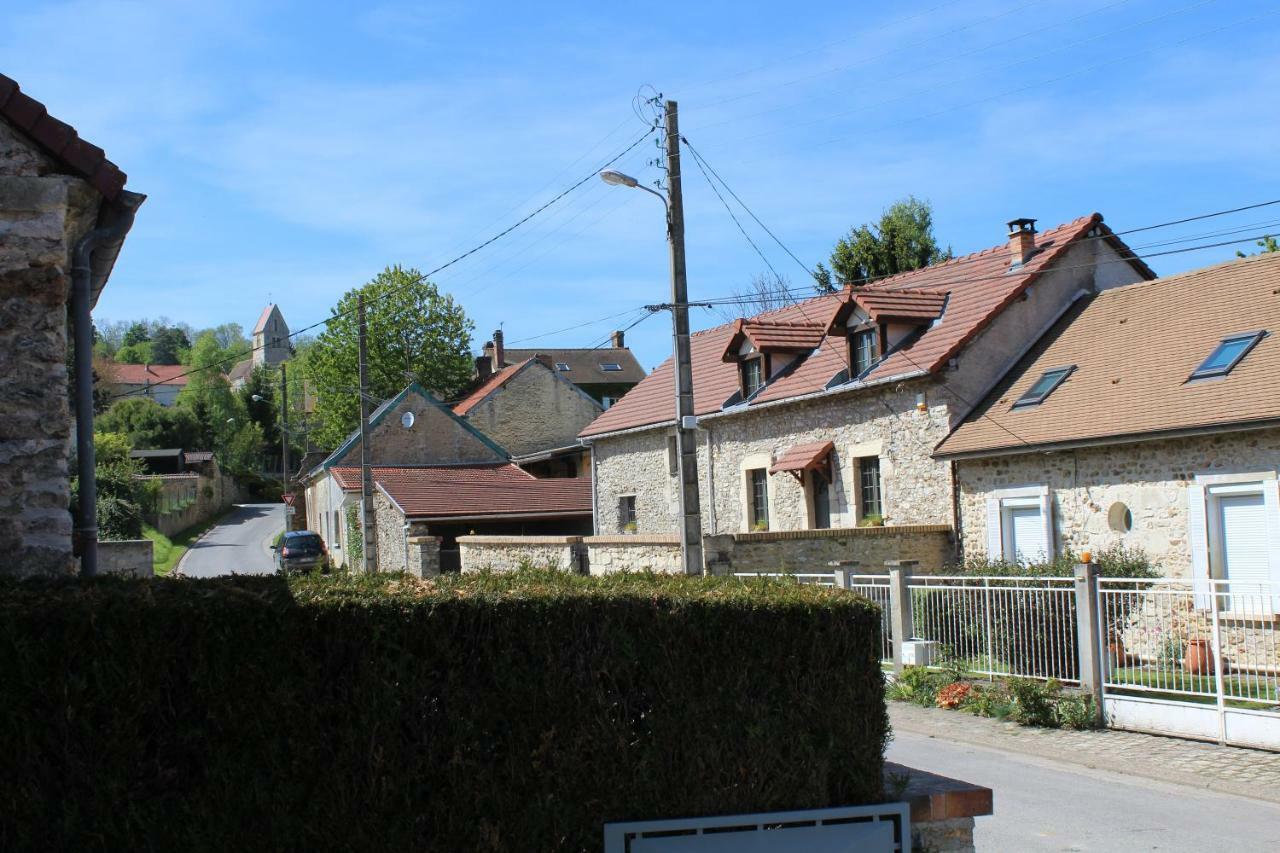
xmin=748 ymin=469 xmax=769 ymax=530
xmin=555 ymin=362 xmax=571 ymax=372
xmin=1190 ymin=331 xmax=1266 ymax=380
xmin=858 ymin=456 xmax=882 ymax=521
xmin=740 ymin=357 xmax=764 ymax=398
xmin=601 ymin=395 xmax=616 ymax=410
xmin=986 ymin=488 xmax=1053 ymax=564
xmin=1108 ymin=502 xmax=1133 ymax=533
xmin=1014 ymin=366 xmax=1074 ymax=408
xmin=619 ymin=495 xmax=637 ymax=530
xmin=851 ymin=328 xmax=879 ymax=376
xmin=600 ymin=362 xmax=623 ymax=372
xmin=811 ymin=472 xmax=831 ymax=530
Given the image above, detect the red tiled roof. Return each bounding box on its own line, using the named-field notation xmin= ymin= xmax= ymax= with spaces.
xmin=329 ymin=463 xmax=592 ymax=519
xmin=582 ymin=214 xmax=1149 ymax=437
xmin=722 ymin=319 xmax=827 ymax=362
xmin=845 ymin=288 xmax=949 ymax=323
xmin=108 ymin=362 xmax=189 ymax=386
xmin=452 ymin=359 xmax=535 ymax=416
xmin=253 ymin=304 xmax=277 ymax=334
xmin=769 ymin=441 xmax=834 ymax=475
xmin=0 ymin=74 xmax=127 ymax=201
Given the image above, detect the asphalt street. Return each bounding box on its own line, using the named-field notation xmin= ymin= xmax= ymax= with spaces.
xmin=888 ymin=729 xmax=1280 ymax=851
xmin=178 ymin=502 xmax=284 ymax=577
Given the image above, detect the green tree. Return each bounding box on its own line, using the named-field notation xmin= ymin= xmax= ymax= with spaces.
xmin=97 ymin=397 xmax=203 ymax=449
xmin=150 ymin=326 xmax=191 ymax=365
xmin=122 ymin=321 xmax=151 ymax=347
xmin=179 ymin=332 xmax=258 ymax=472
xmin=1237 ymin=235 xmax=1280 ymax=257
xmin=114 ymin=341 xmax=154 ymax=364
xmin=70 ymin=432 xmax=156 ymax=541
xmin=240 ymin=366 xmax=282 ymax=463
xmin=305 ymin=266 xmax=474 ymax=449
xmin=814 ymin=196 xmax=952 ymax=291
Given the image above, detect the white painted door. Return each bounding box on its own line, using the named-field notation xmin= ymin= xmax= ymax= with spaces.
xmin=1006 ymin=504 xmax=1046 ymax=563
xmin=1215 ymin=492 xmax=1268 ymax=588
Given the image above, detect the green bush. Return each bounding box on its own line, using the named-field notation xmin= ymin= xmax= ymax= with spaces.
xmin=886 ymin=665 xmax=951 ymax=706
xmin=0 ymin=570 xmax=889 ymax=852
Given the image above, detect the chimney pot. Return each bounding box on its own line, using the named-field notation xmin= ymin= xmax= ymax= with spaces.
xmin=1007 ymin=218 xmax=1037 ymax=268
xmin=491 ymin=329 xmax=505 ymax=372
xmin=610 ymin=330 xmax=625 ymax=349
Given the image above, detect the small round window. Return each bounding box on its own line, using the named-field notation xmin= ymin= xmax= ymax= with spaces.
xmin=1108 ymin=502 xmax=1133 ymax=533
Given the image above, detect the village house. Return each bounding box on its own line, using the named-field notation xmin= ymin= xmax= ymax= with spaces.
xmin=453 ymin=347 xmax=604 ymax=478
xmin=576 ymin=214 xmax=1155 ymax=572
xmin=474 ymin=328 xmax=645 ymax=409
xmin=0 ymin=74 xmax=144 ymax=576
xmin=302 ymin=383 xmax=591 ymax=573
xmin=106 ymin=362 xmax=188 ymax=405
xmin=936 ymin=251 xmax=1280 ymax=585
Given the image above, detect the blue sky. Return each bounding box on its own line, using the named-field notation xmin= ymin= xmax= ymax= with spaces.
xmin=6 ymin=0 xmax=1280 ymax=370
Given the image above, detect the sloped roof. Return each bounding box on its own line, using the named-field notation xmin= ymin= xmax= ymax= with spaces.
xmin=331 ymin=463 xmax=592 ymax=519
xmin=254 ymin=304 xmax=282 ymax=335
xmin=845 ymin=288 xmax=949 ymax=322
xmin=936 ymin=251 xmax=1280 ymax=458
xmin=227 ymin=359 xmax=254 ymax=384
xmin=769 ymin=440 xmax=834 ymax=475
xmin=453 ymin=358 xmax=535 ymax=416
xmin=722 ymin=319 xmax=827 ymax=361
xmin=109 ymin=362 xmax=189 ymax=386
xmin=581 ymin=213 xmax=1150 ymax=438
xmin=502 ymin=346 xmax=645 ymax=384
xmin=0 ymin=73 xmax=127 ymax=200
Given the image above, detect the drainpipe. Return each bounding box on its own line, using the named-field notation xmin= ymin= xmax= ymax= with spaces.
xmin=71 ymin=198 xmax=141 ymax=576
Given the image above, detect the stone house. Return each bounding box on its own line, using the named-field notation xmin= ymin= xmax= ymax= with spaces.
xmin=453 ymin=354 xmax=602 ymax=478
xmin=106 ymin=362 xmax=188 ymax=406
xmin=474 ymin=328 xmax=646 ymax=409
xmin=301 ymin=383 xmax=590 ymax=572
xmin=0 ymin=74 xmax=144 ymax=577
xmin=579 ymin=214 xmax=1154 ymax=570
xmin=228 ymin=303 xmax=291 ymax=389
xmin=936 ymin=252 xmax=1280 ymax=585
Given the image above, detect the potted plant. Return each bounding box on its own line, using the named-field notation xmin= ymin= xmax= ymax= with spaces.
xmin=622 ymin=521 xmax=638 ymax=534
xmin=1184 ymin=632 xmax=1215 ymax=675
xmin=859 ymin=513 xmax=884 ymax=528
xmin=751 ymin=519 xmax=769 ymax=532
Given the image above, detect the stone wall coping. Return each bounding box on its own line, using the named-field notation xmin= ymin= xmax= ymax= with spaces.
xmin=585 ymin=534 xmax=682 ymax=545
xmin=407 ymin=535 xmax=442 ymax=545
xmin=458 ymin=535 xmax=582 ymax=545
xmin=732 ymin=524 xmax=952 ymax=543
xmin=884 ymin=761 xmax=993 ymax=823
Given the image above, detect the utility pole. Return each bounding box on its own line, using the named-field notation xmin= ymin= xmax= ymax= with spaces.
xmin=357 ymin=294 xmax=378 ymax=573
xmin=664 ymin=100 xmax=705 ymax=575
xmin=279 ymin=362 xmax=290 ymax=529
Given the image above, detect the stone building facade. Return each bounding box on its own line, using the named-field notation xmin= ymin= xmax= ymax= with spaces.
xmin=0 ymin=75 xmax=142 ymax=577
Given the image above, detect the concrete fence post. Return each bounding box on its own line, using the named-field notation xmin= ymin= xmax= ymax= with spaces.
xmin=1073 ymin=561 xmax=1105 ymax=726
xmin=887 ymin=560 xmax=917 ymax=674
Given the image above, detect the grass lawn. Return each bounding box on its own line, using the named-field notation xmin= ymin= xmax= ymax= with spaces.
xmin=143 ymin=511 xmax=233 ymax=576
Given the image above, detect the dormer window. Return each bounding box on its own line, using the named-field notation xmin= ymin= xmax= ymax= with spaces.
xmin=1189 ymin=331 xmax=1266 ymax=380
xmin=741 ymin=356 xmax=765 ymax=398
xmin=850 ymin=327 xmax=879 ymax=377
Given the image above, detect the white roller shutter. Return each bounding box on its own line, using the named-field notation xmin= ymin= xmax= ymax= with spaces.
xmin=1219 ymin=492 xmax=1269 ymax=587
xmin=986 ymin=498 xmax=1003 ymax=560
xmin=1188 ymin=484 xmax=1210 ymax=610
xmin=1039 ymin=489 xmax=1055 ymax=559
xmin=1010 ymin=506 xmax=1047 ymax=563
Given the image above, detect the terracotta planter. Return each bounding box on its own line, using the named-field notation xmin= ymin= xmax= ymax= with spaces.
xmin=1107 ymin=637 xmax=1127 ymax=667
xmin=1184 ymin=638 xmax=1215 ymax=675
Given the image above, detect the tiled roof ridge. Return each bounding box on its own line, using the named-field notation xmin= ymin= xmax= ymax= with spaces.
xmin=744 ymin=317 xmax=827 ymax=328
xmin=0 ymin=74 xmax=127 ymax=200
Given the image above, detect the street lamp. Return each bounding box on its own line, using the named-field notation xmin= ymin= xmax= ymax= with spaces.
xmin=596 ymin=100 xmax=705 ymax=576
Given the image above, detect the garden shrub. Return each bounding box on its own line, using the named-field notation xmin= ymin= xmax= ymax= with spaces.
xmin=0 ymin=569 xmax=889 ymax=853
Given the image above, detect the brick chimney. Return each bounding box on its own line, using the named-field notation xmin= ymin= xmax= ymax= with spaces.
xmin=610 ymin=330 xmax=625 ymax=348
xmin=1007 ymin=218 xmax=1037 ymax=269
xmin=490 ymin=329 xmax=505 ymax=372
xmin=534 ymin=353 xmax=554 ymax=370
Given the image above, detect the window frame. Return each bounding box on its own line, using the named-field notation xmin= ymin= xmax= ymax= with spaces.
xmin=849 ymin=326 xmax=880 ymax=377
xmin=1013 ymin=365 xmax=1075 ymax=409
xmin=599 ymin=362 xmax=624 ymax=372
xmin=747 ymin=468 xmax=770 ymax=530
xmin=555 ymin=362 xmax=572 ymax=372
xmin=1188 ymin=331 xmax=1266 ymax=381
xmin=619 ymin=495 xmax=638 ymax=530
xmin=857 ymin=455 xmax=882 ymax=521
xmin=740 ymin=354 xmax=767 ymax=398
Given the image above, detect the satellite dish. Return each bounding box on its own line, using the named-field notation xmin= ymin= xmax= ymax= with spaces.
xmin=401 ymin=411 xmax=416 ymax=429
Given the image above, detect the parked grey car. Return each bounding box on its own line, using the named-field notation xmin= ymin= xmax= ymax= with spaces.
xmin=273 ymin=530 xmax=327 ymax=573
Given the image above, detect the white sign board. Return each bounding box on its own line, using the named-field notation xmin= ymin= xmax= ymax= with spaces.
xmin=605 ymin=803 xmax=908 ymax=853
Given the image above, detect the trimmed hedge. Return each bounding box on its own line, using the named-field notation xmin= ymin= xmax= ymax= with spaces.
xmin=0 ymin=570 xmax=888 ymax=852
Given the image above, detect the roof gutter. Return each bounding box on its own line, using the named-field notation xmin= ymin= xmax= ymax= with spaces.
xmin=935 ymin=417 xmax=1280 ymax=461
xmin=72 ymin=190 xmax=145 ymax=577
xmin=405 ymin=509 xmax=592 ymax=523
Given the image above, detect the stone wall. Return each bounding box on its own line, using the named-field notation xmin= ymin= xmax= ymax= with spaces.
xmin=463 ymin=362 xmax=601 ymax=458
xmin=458 ymin=535 xmax=581 ymax=573
xmin=98 ymin=539 xmax=153 ymax=578
xmin=406 ymin=535 xmax=441 ymax=577
xmin=955 ymin=427 xmax=1280 ymax=577
xmin=144 ymin=469 xmax=243 ymax=537
xmin=0 ymin=119 xmax=103 ymax=577
xmin=585 ymin=535 xmax=683 ymax=574
xmin=373 ymin=489 xmax=411 ymax=573
xmin=704 ymin=524 xmax=954 ymax=575
xmin=331 ymin=387 xmax=508 ymax=468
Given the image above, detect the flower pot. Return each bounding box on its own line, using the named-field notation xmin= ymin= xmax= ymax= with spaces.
xmin=1184 ymin=638 xmax=1215 ymax=675
xmin=1107 ymin=637 xmax=1127 ymax=667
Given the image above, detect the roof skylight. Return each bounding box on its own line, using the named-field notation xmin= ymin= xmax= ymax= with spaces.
xmin=600 ymin=362 xmax=623 ymax=372
xmin=1189 ymin=331 xmax=1265 ymax=380
xmin=1013 ymin=366 xmax=1074 ymax=408
xmin=555 ymin=362 xmax=571 ymax=371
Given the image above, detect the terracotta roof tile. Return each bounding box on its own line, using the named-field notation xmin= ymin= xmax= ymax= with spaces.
xmin=769 ymin=440 xmax=835 ymax=475
xmin=330 ymin=463 xmax=591 ymax=519
xmin=107 ymin=362 xmax=189 ymax=386
xmin=453 ymin=359 xmax=535 ymax=415
xmin=722 ymin=319 xmax=828 ymax=361
xmin=0 ymin=74 xmax=128 ymax=200
xmin=583 ymin=214 xmax=1142 ymax=437
xmin=847 ymin=288 xmax=949 ymax=322
xmin=936 ymin=252 xmax=1280 ymax=457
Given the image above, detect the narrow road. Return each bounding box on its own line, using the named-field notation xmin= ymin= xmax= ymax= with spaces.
xmin=178 ymin=503 xmax=284 ymax=577
xmin=888 ymin=730 xmax=1280 ymax=851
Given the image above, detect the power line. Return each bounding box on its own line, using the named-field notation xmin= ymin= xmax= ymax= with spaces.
xmin=686 ymin=137 xmax=785 ymax=284
xmin=106 ymin=127 xmax=657 ymax=402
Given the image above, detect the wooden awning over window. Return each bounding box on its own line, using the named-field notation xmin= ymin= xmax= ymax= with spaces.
xmin=769 ymin=440 xmax=835 ymax=482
